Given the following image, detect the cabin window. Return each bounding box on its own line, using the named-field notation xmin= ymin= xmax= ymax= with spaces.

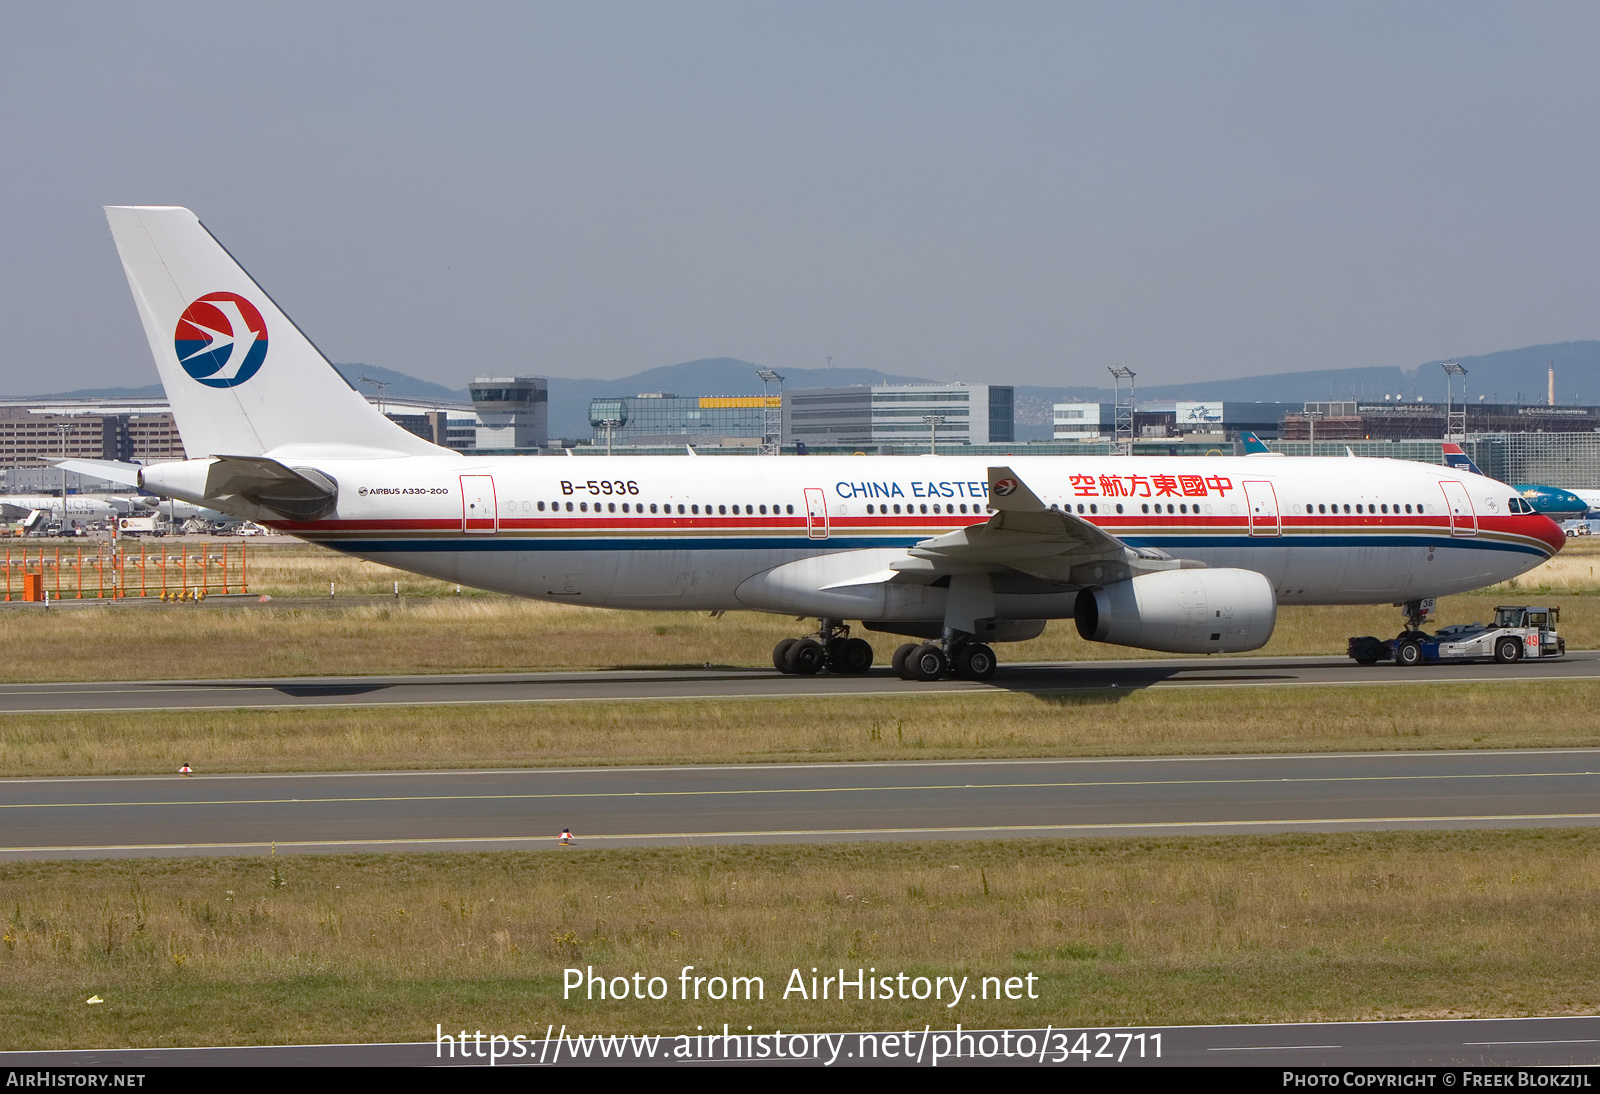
xmin=1143 ymin=503 xmax=1150 ymax=513
xmin=786 ymin=505 xmax=794 ymax=514
xmin=1089 ymin=504 xmax=1098 ymax=514
xmin=537 ymin=501 xmax=545 ymax=511
xmin=1076 ymin=504 xmax=1084 ymax=514
xmin=1318 ymin=504 xmax=1325 ymax=513
xmin=1115 ymin=503 xmax=1124 ymax=514
xmin=580 ymin=502 xmax=588 ymax=512
xmin=608 ymin=503 xmax=615 ymax=513
xmin=759 ymin=505 xmax=767 ymax=514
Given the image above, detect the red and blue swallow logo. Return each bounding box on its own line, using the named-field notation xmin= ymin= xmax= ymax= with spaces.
xmin=173 ymin=292 xmax=268 ymax=388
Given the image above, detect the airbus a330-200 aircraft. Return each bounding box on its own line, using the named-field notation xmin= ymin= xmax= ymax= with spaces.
xmin=94 ymin=206 xmax=1565 ymax=682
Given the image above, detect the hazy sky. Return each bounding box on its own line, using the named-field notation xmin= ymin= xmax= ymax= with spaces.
xmin=3 ymin=2 xmax=1599 ymax=394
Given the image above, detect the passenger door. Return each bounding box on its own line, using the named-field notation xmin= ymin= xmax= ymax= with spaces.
xmin=1243 ymin=480 xmax=1281 ymax=537
xmin=461 ymin=475 xmax=498 ymax=534
xmin=1439 ymin=480 xmax=1477 ymax=536
xmin=804 ymin=488 xmax=830 ymax=540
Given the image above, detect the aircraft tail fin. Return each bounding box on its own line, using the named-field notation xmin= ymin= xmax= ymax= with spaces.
xmin=103 ymin=206 xmax=442 ymax=460
xmin=1441 ymin=442 xmax=1483 ymax=476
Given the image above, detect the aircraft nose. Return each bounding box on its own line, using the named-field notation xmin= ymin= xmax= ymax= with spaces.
xmin=1535 ymin=513 xmax=1567 ymax=554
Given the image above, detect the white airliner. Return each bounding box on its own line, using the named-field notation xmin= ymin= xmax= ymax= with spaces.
xmin=0 ymin=494 xmax=137 ymax=522
xmin=92 ymin=206 xmax=1565 ymax=681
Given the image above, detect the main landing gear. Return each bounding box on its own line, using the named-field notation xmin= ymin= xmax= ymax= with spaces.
xmin=771 ymin=620 xmax=1001 ymax=682
xmin=891 ymin=635 xmax=998 ymax=683
xmin=772 ymin=618 xmax=874 ymax=675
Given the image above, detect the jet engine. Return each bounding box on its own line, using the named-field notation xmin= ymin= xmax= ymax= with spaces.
xmin=1074 ymin=568 xmax=1276 ymax=654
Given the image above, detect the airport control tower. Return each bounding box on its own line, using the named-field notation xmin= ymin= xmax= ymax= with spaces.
xmin=470 ymin=376 xmax=548 ymax=452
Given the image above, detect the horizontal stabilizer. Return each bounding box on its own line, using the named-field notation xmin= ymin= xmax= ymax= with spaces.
xmin=140 ymin=455 xmax=338 ymax=521
xmin=52 ymin=458 xmax=144 ymax=488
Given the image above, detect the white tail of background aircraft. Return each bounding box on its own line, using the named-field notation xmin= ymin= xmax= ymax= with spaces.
xmin=96 ymin=206 xmax=1565 ymax=681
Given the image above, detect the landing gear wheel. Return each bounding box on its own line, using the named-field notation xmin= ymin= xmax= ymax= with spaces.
xmin=773 ymin=638 xmax=798 ymax=673
xmin=827 ymin=637 xmax=874 ymax=675
xmin=911 ymin=643 xmax=947 ymax=682
xmin=892 ymin=643 xmax=920 ymax=680
xmin=1395 ymin=639 xmax=1423 ymax=667
xmin=953 ymin=642 xmax=998 ymax=681
xmin=786 ymin=638 xmax=825 ymax=675
xmin=1494 ymin=637 xmax=1523 ymax=664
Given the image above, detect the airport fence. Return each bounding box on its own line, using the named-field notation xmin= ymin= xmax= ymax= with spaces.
xmin=0 ymin=539 xmax=249 ymax=602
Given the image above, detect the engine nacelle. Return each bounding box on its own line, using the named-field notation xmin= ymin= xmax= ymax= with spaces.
xmin=1075 ymin=568 xmax=1276 ymax=654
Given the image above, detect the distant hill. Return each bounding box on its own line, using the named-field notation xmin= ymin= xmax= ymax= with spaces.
xmin=330 ymin=363 xmax=469 ymax=404
xmin=8 ymin=384 xmax=169 ymax=400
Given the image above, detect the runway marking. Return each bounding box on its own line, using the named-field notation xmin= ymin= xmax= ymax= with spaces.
xmin=6 ymin=812 xmax=1600 ymax=854
xmin=4 ymin=769 xmax=1595 ymax=812
xmin=1461 ymin=1039 xmax=1600 ymax=1046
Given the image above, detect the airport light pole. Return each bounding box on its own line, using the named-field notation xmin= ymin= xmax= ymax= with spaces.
xmin=56 ymin=421 xmax=70 ymax=525
xmin=1108 ymin=366 xmax=1136 ymax=456
xmin=756 ymin=369 xmax=785 ymax=455
xmin=1442 ymin=362 xmax=1468 ymax=443
xmin=923 ymin=415 xmax=945 ymax=455
xmin=598 ymin=418 xmax=624 ymax=456
xmin=359 ymin=376 xmax=390 ymax=416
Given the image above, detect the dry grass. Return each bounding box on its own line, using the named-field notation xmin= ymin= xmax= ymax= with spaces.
xmin=3 ymin=831 xmax=1597 ymax=1047
xmin=1 ymin=590 xmax=1594 ymax=684
xmin=1488 ymin=537 xmax=1600 ymax=595
xmin=3 ymin=682 xmax=1596 ymax=777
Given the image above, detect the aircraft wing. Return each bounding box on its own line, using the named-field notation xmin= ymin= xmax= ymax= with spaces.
xmin=890 ymin=466 xmax=1200 ymax=586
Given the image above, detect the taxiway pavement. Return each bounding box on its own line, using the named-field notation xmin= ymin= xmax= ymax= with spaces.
xmin=4 ymin=748 xmax=1597 ymax=860
xmin=1 ymin=651 xmax=1595 ymax=714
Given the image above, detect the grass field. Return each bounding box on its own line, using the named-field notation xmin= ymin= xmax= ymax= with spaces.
xmin=3 ymin=831 xmax=1597 ymax=1048
xmin=0 ymin=588 xmax=1594 ymax=685
xmin=2 ymin=681 xmax=1597 ymax=778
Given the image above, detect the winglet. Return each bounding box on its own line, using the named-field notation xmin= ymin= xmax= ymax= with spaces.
xmin=987 ymin=466 xmax=1046 ymax=511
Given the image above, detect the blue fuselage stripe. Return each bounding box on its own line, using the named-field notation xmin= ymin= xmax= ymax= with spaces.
xmin=311 ymin=531 xmax=1550 ymax=558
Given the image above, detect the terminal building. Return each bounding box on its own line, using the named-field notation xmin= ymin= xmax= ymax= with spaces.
xmin=1280 ymin=401 xmax=1600 ymax=441
xmin=784 ymin=383 xmax=1014 ymax=448
xmin=0 ymin=399 xmax=186 ymax=469
xmin=1052 ymin=401 xmax=1300 ymax=441
xmin=587 ymin=393 xmax=779 ymax=448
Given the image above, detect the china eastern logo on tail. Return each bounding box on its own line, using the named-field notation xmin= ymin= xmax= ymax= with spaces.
xmin=173 ymin=292 xmax=267 ymax=387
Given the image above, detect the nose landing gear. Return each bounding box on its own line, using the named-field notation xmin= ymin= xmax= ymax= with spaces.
xmin=771 ymin=618 xmax=874 ymax=675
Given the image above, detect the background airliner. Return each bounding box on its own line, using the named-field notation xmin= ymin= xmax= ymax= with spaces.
xmin=88 ymin=207 xmax=1564 ymax=681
